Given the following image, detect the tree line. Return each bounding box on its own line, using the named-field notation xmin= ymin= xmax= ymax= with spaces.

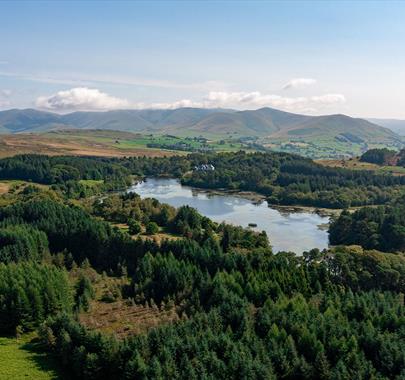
xmin=0 ymin=154 xmax=131 ymax=197
xmin=329 ymin=196 xmax=405 ymax=252
xmin=0 ymin=262 xmax=72 ymax=333
xmin=360 ymin=147 xmax=405 ymax=166
xmin=2 ymin=151 xmax=405 ymax=207
xmin=121 ymin=151 xmax=405 ymax=208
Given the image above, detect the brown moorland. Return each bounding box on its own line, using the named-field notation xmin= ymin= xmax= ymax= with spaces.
xmin=0 ymin=132 xmax=178 ymax=158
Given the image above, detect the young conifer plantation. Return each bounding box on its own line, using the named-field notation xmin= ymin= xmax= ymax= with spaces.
xmin=0 ymin=152 xmax=403 ymax=379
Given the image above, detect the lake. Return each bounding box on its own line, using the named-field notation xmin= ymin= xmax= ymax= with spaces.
xmin=128 ymin=178 xmax=330 ymax=254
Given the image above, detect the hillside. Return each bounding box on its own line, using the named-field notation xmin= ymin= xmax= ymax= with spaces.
xmin=0 ymin=107 xmax=399 ymax=138
xmin=0 ymin=109 xmax=62 ymax=133
xmin=368 ymin=118 xmax=405 ymax=136
xmin=0 ymin=107 xmax=402 ymax=158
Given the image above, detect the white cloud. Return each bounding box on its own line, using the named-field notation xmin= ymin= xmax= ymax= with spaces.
xmin=36 ymin=87 xmax=130 ymax=111
xmin=128 ymin=90 xmax=345 ymax=113
xmin=36 ymin=87 xmax=346 ymax=113
xmin=132 ymin=99 xmax=204 ymax=110
xmin=202 ymin=91 xmax=345 ymax=112
xmin=283 ymin=78 xmax=317 ymax=90
xmin=36 ymin=87 xmax=205 ymax=112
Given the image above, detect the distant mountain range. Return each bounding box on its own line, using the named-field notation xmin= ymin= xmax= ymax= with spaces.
xmin=0 ymin=107 xmax=402 ymax=147
xmin=367 ymin=118 xmax=405 ymax=136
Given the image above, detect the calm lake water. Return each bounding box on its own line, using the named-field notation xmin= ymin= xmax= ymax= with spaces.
xmin=128 ymin=178 xmax=330 ymax=254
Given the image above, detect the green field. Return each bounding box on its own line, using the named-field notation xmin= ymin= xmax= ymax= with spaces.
xmin=14 ymin=129 xmax=401 ymax=159
xmin=79 ymin=179 xmax=104 ymax=187
xmin=262 ymin=136 xmax=402 ymax=159
xmin=0 ymin=335 xmax=68 ymax=380
xmin=41 ymin=130 xmax=250 ymax=154
xmin=114 ymin=134 xmax=246 ymax=152
xmin=317 ymin=157 xmax=405 ymax=176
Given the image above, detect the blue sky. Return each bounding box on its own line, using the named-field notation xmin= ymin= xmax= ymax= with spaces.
xmin=1 ymin=1 xmax=405 ymax=117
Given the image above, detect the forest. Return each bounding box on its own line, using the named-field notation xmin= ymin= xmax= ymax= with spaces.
xmin=2 ymin=151 xmax=405 ymax=208
xmin=0 ymin=151 xmax=404 ymax=379
xmin=177 ymin=152 xmax=405 ymax=208
xmin=0 ymin=154 xmax=131 ymax=197
xmin=329 ymin=195 xmax=405 ymax=252
xmin=360 ymin=148 xmax=405 ymax=166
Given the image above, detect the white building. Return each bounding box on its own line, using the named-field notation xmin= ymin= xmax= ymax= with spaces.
xmin=194 ymin=164 xmax=215 ymax=171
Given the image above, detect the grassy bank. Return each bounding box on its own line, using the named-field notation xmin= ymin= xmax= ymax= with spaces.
xmin=0 ymin=334 xmax=68 ymax=380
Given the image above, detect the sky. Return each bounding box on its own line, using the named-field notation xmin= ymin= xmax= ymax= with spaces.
xmin=1 ymin=1 xmax=405 ymax=118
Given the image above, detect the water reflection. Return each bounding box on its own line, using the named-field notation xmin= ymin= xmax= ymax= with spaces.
xmin=128 ymin=178 xmax=330 ymax=254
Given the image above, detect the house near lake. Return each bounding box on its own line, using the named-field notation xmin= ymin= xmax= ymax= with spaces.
xmin=194 ymin=164 xmax=215 ymax=171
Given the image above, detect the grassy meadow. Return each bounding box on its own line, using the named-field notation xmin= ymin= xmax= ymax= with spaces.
xmin=0 ymin=335 xmax=68 ymax=380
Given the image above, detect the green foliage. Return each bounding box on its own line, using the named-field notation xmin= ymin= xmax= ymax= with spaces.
xmin=219 ymin=223 xmax=269 ymax=251
xmin=121 ymin=151 xmax=405 ymax=208
xmin=145 ymin=221 xmax=159 ymax=235
xmin=0 ymin=154 xmax=131 ymax=198
xmin=325 ymin=246 xmax=405 ymax=292
xmin=2 ymin=151 xmax=405 ymax=208
xmin=184 ymin=151 xmax=405 ymax=208
xmin=329 ymin=197 xmax=405 ymax=252
xmin=0 ymin=151 xmax=404 ymax=379
xmin=360 ymin=148 xmax=397 ymax=165
xmin=0 ymin=334 xmax=66 ymax=380
xmin=0 ymin=224 xmax=48 ymax=263
xmin=0 ymin=262 xmax=72 ymax=333
xmin=93 ymin=192 xmax=176 ymax=226
xmin=170 ymin=205 xmax=214 ymax=238
xmin=0 ymin=154 xmax=129 ymax=184
xmin=1 ymin=190 xmax=401 ymax=378
xmin=74 ymin=276 xmax=95 ymax=312
xmin=127 ymin=218 xmax=142 ymax=235
xmin=0 ymin=198 xmax=145 ymax=273
xmin=42 ymin=244 xmax=405 ymax=379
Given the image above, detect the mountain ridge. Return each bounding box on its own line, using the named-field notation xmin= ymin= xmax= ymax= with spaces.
xmin=0 ymin=107 xmax=401 ymax=147
xmin=368 ymin=118 xmax=405 ymax=136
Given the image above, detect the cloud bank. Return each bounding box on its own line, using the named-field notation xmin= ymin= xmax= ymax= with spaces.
xmin=36 ymin=87 xmax=130 ymax=111
xmin=283 ymin=78 xmax=317 ymax=90
xmin=204 ymin=91 xmax=345 ymax=112
xmin=36 ymin=87 xmax=346 ymax=113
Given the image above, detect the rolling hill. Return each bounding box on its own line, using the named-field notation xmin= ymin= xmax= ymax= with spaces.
xmin=0 ymin=107 xmax=398 ymax=138
xmin=368 ymin=118 xmax=405 ymax=136
xmin=0 ymin=108 xmax=402 ymax=158
xmin=0 ymin=109 xmax=62 ymax=133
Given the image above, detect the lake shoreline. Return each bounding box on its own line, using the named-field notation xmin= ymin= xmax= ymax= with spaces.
xmin=134 ymin=177 xmax=341 ymax=218
xmin=130 ymin=178 xmax=331 ymax=253
xmin=188 ymin=187 xmax=340 ymax=217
